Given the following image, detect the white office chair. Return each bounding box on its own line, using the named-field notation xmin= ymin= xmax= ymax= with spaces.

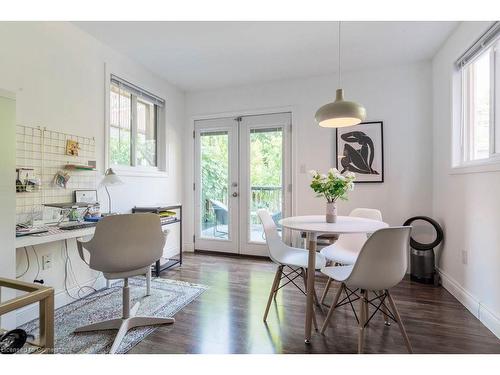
xmin=74 ymin=213 xmax=174 ymax=354
xmin=320 ymin=208 xmax=383 ymax=304
xmin=258 ymin=209 xmax=326 ymax=329
xmin=320 ymin=227 xmax=413 ymax=354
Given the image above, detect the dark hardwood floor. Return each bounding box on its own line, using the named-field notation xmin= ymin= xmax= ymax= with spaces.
xmin=130 ymin=252 xmax=500 ymax=354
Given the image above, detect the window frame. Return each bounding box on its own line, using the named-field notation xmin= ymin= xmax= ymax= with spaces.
xmin=104 ymin=68 xmax=167 ymax=177
xmin=452 ymin=26 xmax=500 ymax=174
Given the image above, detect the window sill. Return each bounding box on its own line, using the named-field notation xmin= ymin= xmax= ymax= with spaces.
xmin=110 ymin=167 xmax=168 ymax=178
xmin=450 ymin=159 xmax=500 ymax=175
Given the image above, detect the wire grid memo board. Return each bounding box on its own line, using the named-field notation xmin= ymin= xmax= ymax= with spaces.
xmin=15 ymin=124 xmax=97 ymax=223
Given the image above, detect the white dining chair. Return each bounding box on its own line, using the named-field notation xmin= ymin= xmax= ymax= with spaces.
xmin=320 ymin=226 xmax=413 ymax=354
xmin=320 ymin=208 xmax=383 ymax=304
xmin=258 ymin=209 xmax=326 ymax=329
xmin=74 ymin=213 xmax=174 ymax=354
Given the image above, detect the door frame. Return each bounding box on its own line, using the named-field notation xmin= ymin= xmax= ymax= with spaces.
xmin=191 ymin=106 xmax=297 ymax=255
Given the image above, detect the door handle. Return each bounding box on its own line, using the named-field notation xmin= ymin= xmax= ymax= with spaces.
xmin=232 ymin=192 xmax=238 ymax=197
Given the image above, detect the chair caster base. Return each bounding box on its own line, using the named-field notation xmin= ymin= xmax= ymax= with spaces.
xmin=304 ymin=339 xmax=311 ymax=344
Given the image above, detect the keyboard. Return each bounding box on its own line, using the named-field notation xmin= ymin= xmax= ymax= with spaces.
xmin=58 ymin=222 xmax=96 ymax=230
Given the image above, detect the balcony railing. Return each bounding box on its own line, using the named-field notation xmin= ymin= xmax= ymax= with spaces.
xmin=202 ymin=186 xmax=282 ymax=225
xmin=250 ymin=186 xmax=282 ymax=224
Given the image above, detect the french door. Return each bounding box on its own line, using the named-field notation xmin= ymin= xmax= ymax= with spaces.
xmin=194 ymin=112 xmax=291 ymax=256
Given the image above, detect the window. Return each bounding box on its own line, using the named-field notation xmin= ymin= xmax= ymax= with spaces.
xmin=456 ymin=22 xmax=500 ymax=167
xmin=109 ymin=75 xmax=164 ymax=170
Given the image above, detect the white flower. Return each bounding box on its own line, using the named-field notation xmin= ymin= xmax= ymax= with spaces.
xmin=346 ymin=171 xmax=356 ymax=179
xmin=309 ymin=169 xmax=318 ymax=177
xmin=328 ymin=167 xmax=339 ymax=175
xmin=320 ymin=174 xmax=327 ymax=179
xmin=337 ymin=175 xmax=346 ymax=181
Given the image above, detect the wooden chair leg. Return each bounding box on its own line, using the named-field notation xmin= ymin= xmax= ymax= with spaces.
xmin=263 ymin=266 xmax=282 ymax=322
xmin=273 ymin=266 xmax=283 ymax=301
xmin=320 ymin=277 xmax=332 ymax=305
xmin=386 ymin=290 xmax=413 ymax=353
xmin=375 ymin=290 xmax=391 ymax=326
xmin=313 ymin=285 xmax=324 ymax=313
xmin=320 ymin=283 xmax=344 ymax=334
xmin=358 ymin=289 xmax=368 ymax=354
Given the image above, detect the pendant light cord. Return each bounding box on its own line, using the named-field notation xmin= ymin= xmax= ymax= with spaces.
xmin=338 ymin=21 xmax=341 ymax=87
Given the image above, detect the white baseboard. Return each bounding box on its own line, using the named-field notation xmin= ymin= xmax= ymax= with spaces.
xmin=183 ymin=243 xmax=194 ymax=252
xmin=437 ymin=267 xmax=500 ymax=338
xmin=15 ymin=276 xmax=107 ymax=326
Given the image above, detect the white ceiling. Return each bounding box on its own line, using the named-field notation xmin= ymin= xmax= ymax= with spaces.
xmin=74 ymin=21 xmax=458 ymax=92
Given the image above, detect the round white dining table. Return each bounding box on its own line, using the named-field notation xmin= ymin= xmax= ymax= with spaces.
xmin=279 ymin=215 xmax=389 ymax=344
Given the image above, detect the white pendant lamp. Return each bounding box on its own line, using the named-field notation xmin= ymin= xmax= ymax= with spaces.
xmin=315 ymin=22 xmax=366 ymax=128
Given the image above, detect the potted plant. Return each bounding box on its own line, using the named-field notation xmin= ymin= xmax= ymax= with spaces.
xmin=309 ymin=168 xmax=356 ymax=223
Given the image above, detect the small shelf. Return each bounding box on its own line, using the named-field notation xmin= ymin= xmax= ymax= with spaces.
xmin=133 ymin=204 xmax=183 ymax=277
xmin=161 ymin=218 xmax=181 ymax=225
xmin=16 ymin=190 xmax=41 ymax=194
xmin=63 ymin=164 xmax=96 ymax=171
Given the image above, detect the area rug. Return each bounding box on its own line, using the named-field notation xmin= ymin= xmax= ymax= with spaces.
xmin=20 ymin=277 xmax=208 ymax=354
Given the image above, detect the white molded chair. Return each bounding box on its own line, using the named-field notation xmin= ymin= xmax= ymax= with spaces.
xmin=349 ymin=208 xmax=383 ymax=221
xmin=74 ymin=213 xmax=174 ymax=354
xmin=320 ymin=208 xmax=383 ymax=304
xmin=258 ymin=209 xmax=326 ymax=328
xmin=321 ymin=208 xmax=383 ymax=266
xmin=320 ymin=227 xmax=413 ymax=353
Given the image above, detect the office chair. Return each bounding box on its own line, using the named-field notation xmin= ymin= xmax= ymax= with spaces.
xmin=74 ymin=213 xmax=174 ymax=354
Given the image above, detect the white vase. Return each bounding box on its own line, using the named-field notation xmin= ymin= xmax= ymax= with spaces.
xmin=326 ymin=201 xmax=337 ymax=223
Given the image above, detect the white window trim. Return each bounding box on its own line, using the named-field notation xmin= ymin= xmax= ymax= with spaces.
xmin=451 ymin=28 xmax=500 ymax=174
xmin=104 ymin=64 xmax=168 ymax=178
xmin=450 ymin=154 xmax=500 ymax=175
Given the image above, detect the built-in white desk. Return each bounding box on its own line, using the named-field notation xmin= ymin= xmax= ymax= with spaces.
xmin=16 ymin=226 xmax=95 ymax=249
xmin=15 ymin=219 xmax=174 ymax=294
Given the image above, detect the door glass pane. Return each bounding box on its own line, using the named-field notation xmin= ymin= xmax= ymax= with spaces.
xmin=249 ymin=128 xmax=283 ymax=243
xmin=200 ymin=131 xmax=230 ymax=240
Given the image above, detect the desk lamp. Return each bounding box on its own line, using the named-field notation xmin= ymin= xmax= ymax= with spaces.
xmin=101 ymin=168 xmax=124 ymax=214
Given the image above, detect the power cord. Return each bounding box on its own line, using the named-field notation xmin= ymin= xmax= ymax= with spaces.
xmin=63 ymin=239 xmax=106 ymax=301
xmin=16 ymin=247 xmax=30 ymax=278
xmin=31 ymin=246 xmax=43 ymax=284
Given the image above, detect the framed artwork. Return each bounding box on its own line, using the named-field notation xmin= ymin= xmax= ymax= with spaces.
xmin=74 ymin=189 xmax=98 ymax=204
xmin=336 ymin=121 xmax=384 ymax=183
xmin=66 ymin=139 xmax=80 ymax=156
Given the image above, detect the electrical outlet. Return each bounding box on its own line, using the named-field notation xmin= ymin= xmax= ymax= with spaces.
xmin=461 ymin=250 xmax=468 ymax=265
xmin=42 ymin=254 xmax=52 ymax=270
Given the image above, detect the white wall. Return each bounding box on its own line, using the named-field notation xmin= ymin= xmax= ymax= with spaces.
xmin=184 ymin=62 xmax=433 ymax=250
xmin=0 ymin=22 xmax=185 ymax=324
xmin=0 ymin=90 xmax=16 ymax=329
xmin=432 ymin=21 xmax=500 ymax=337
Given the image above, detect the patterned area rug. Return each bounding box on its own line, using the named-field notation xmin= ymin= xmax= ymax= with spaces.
xmin=20 ymin=277 xmax=208 ymax=354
